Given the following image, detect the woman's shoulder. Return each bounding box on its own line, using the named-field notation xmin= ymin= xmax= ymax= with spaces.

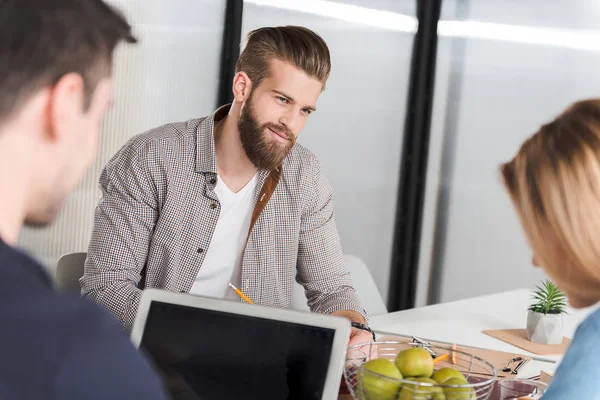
xmin=579 ymin=306 xmax=600 ymax=327
xmin=541 ymin=307 xmax=600 ymax=398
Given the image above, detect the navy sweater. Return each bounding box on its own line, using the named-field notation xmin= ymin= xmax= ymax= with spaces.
xmin=0 ymin=238 xmax=166 ymax=399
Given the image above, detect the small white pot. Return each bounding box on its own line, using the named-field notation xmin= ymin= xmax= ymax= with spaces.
xmin=526 ymin=310 xmax=563 ymax=345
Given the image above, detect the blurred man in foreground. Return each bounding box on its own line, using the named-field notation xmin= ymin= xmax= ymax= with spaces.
xmin=0 ymin=1 xmax=166 ymax=398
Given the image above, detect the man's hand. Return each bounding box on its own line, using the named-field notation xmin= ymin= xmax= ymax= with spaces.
xmin=330 ymin=309 xmax=366 ymax=325
xmin=330 ymin=310 xmax=377 ymax=359
xmin=348 ymin=328 xmax=377 ymax=361
xmin=348 ymin=327 xmax=374 ymax=348
xmin=329 ymin=310 xmax=372 ymax=346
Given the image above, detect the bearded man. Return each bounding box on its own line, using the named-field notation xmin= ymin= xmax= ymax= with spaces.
xmin=82 ymin=26 xmax=374 ymax=348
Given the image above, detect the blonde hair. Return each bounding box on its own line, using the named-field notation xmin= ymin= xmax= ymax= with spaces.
xmin=235 ymin=26 xmax=331 ymax=90
xmin=501 ymin=99 xmax=600 ymax=302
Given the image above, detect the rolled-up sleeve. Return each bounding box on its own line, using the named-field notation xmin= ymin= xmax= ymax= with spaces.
xmin=296 ymin=156 xmax=368 ymax=321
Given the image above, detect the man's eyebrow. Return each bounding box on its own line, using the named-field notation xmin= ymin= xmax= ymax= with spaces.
xmin=272 ymin=90 xmax=294 ymax=102
xmin=271 ymin=90 xmax=316 ymax=112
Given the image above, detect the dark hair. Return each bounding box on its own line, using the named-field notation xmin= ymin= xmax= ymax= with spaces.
xmin=0 ymin=0 xmax=137 ymax=120
xmin=235 ymin=26 xmax=331 ymax=91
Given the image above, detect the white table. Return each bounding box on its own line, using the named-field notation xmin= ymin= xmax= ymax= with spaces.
xmin=368 ymin=289 xmax=596 ymax=378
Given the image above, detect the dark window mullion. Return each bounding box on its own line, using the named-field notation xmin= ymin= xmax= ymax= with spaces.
xmin=388 ymin=0 xmax=442 ymax=312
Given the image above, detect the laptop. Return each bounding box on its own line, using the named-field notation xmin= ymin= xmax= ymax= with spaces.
xmin=131 ymin=289 xmax=351 ymax=400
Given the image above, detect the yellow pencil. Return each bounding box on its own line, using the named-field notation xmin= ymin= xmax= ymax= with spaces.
xmin=228 ymin=282 xmax=254 ymax=304
xmin=433 ymin=353 xmax=449 ymax=364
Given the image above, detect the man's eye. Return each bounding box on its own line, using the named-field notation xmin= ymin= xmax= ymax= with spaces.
xmin=301 ymin=109 xmax=312 ymax=116
xmin=277 ymin=96 xmax=290 ymax=104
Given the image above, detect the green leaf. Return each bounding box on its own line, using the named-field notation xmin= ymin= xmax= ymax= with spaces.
xmin=529 ymin=279 xmax=567 ymax=315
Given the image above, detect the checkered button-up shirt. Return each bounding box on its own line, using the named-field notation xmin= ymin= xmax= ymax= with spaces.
xmin=81 ymin=105 xmax=367 ymax=332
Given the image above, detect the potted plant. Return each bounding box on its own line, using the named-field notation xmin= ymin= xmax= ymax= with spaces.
xmin=526 ymin=280 xmax=567 ymax=345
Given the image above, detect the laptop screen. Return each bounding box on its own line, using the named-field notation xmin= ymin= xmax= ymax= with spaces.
xmin=140 ymin=301 xmax=336 ymax=400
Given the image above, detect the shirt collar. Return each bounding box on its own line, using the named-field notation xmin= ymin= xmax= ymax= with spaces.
xmin=195 ymin=104 xmax=230 ymax=174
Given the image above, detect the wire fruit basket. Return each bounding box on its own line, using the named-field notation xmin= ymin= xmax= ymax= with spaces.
xmin=344 ymin=341 xmax=497 ymax=400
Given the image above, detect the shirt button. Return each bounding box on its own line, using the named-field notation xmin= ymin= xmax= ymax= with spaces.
xmin=197 ymin=248 xmax=204 ymax=253
xmin=210 ymin=178 xmax=217 ymax=184
xmin=210 ymin=203 xmax=217 ymax=209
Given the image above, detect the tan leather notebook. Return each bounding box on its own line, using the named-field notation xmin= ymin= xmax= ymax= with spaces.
xmin=482 ymin=329 xmax=571 ymax=355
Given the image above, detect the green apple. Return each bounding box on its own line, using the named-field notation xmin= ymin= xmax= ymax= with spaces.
xmin=432 ymin=368 xmax=467 ymax=384
xmin=360 ymin=358 xmax=403 ymax=400
xmin=395 ymin=347 xmax=434 ymax=378
xmin=442 ymin=377 xmax=476 ymax=400
xmin=398 ymin=377 xmax=446 ymax=400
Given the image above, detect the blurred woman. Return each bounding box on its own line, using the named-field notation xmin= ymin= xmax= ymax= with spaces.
xmin=501 ymin=99 xmax=600 ymax=398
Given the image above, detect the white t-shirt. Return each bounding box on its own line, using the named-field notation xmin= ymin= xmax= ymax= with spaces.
xmin=189 ymin=173 xmax=259 ymax=299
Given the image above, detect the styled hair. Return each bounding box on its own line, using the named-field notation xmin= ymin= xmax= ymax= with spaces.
xmin=235 ymin=26 xmax=331 ymax=90
xmin=500 ymin=99 xmax=600 ymax=299
xmin=0 ymin=0 xmax=137 ymax=121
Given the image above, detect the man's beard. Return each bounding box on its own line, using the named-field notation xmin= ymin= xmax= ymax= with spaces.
xmin=238 ymin=96 xmax=296 ymax=171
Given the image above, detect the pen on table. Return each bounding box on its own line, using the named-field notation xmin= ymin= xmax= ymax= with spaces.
xmin=512 ymin=358 xmax=529 ymax=375
xmin=228 ymin=282 xmax=254 ymax=304
xmin=433 ymin=353 xmax=449 ymax=364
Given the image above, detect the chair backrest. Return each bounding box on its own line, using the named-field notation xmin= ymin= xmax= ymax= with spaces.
xmin=291 ymin=254 xmax=388 ymax=316
xmin=55 ymin=252 xmax=87 ymax=294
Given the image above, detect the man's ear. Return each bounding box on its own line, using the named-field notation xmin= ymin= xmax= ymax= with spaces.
xmin=232 ymin=72 xmax=252 ymax=103
xmin=48 ymin=73 xmax=85 ymax=141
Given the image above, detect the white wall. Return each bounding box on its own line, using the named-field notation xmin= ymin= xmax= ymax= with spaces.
xmin=242 ymin=0 xmax=416 ymax=302
xmin=417 ymin=0 xmax=600 ymax=304
xmin=18 ymin=0 xmax=225 ymax=273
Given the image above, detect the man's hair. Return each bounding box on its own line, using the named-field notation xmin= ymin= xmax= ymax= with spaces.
xmin=235 ymin=26 xmax=331 ymax=90
xmin=0 ymin=0 xmax=137 ymax=120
